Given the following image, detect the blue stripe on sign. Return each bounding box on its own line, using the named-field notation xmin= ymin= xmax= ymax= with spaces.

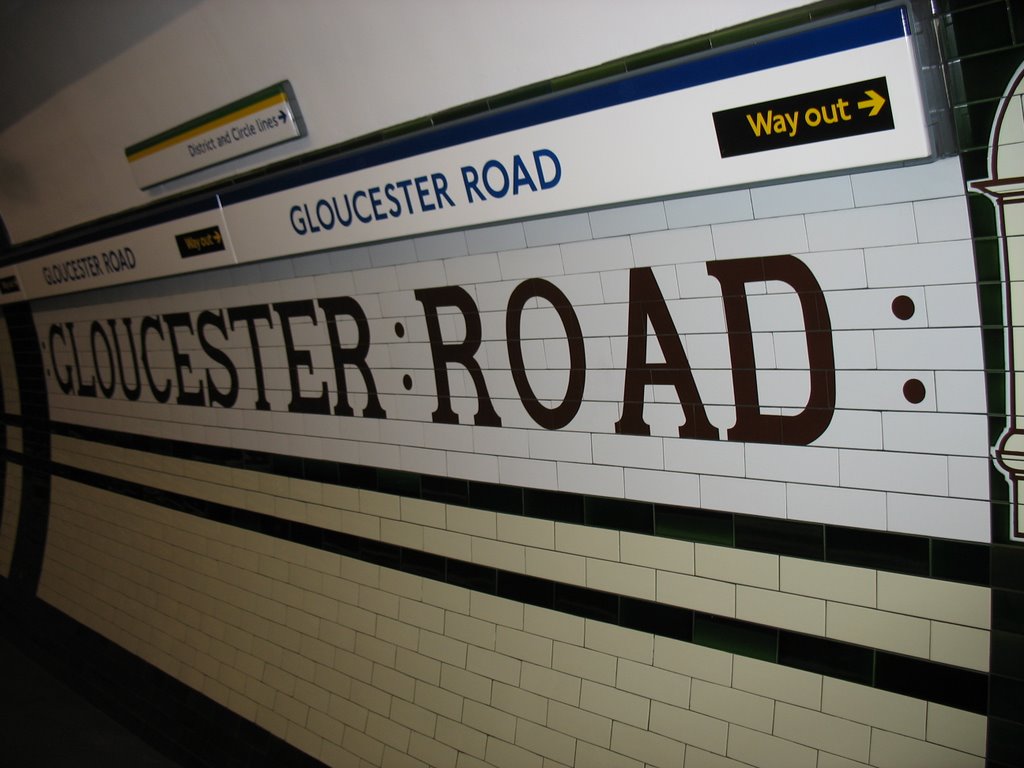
xmin=220 ymin=6 xmax=909 ymax=204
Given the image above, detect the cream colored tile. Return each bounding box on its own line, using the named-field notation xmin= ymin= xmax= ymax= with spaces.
xmin=779 ymin=557 xmax=876 ymax=607
xmin=620 ymin=532 xmax=695 ymax=574
xmin=870 ymin=728 xmax=984 ymax=768
xmin=821 ymin=678 xmax=926 ymax=738
xmin=649 ymin=701 xmax=728 ymax=755
xmin=826 ymin=603 xmax=930 ymax=657
xmin=690 ymin=678 xmax=774 ymax=732
xmin=774 ymin=703 xmax=870 ymax=762
xmin=616 ymin=658 xmax=691 ymax=707
xmin=586 ymin=558 xmax=655 ymax=599
xmin=927 ymin=703 xmax=987 ymax=757
xmin=554 ymin=522 xmax=619 ymax=560
xmin=727 ymin=724 xmax=816 ymax=768
xmin=696 ymin=544 xmax=778 ymax=588
xmin=930 ymin=621 xmax=989 ymax=671
xmin=657 ymin=571 xmax=735 ymax=616
xmin=653 ymin=636 xmax=732 ymax=686
xmin=737 ymin=586 xmax=825 ymax=635
xmin=877 ymin=572 xmax=989 ymax=629
xmin=731 ymin=655 xmax=822 ymax=710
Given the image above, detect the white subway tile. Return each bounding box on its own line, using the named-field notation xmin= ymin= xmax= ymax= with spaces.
xmin=653 ymin=636 xmax=732 ymax=686
xmin=926 ymin=703 xmax=987 ymax=757
xmin=877 ymin=572 xmax=989 ymax=628
xmin=806 ymin=204 xmax=918 ymax=251
xmin=657 ymin=570 xmax=735 ymax=616
xmin=712 ymin=215 xmax=809 ymax=259
xmin=610 ymin=721 xmax=686 ymax=768
xmin=666 ymin=190 xmax=753 ymax=229
xmin=852 ymin=158 xmax=965 ymax=206
xmin=631 ymin=226 xmax=716 ymax=267
xmin=826 ymin=603 xmax=930 ymax=658
xmin=821 ymin=678 xmax=926 ymax=738
xmin=731 ymin=655 xmax=821 ymax=710
xmin=914 ymin=197 xmax=971 ymax=243
xmin=886 ymin=493 xmax=990 ymax=543
xmin=695 ymin=544 xmax=778 ymax=589
xmin=546 ymin=700 xmax=612 ymax=748
xmin=751 ymin=176 xmax=854 ymax=218
xmin=552 ymin=641 xmax=617 ymax=686
xmin=728 ymin=724 xmax=816 ymax=768
xmin=779 ymin=558 xmax=876 ymax=607
xmin=649 ymin=700 xmax=728 ymax=755
xmin=580 ymin=679 xmax=650 ymax=728
xmin=691 ymin=678 xmax=774 ymax=732
xmin=870 ymin=728 xmax=984 ymax=768
xmin=586 ymin=558 xmax=655 ymax=600
xmin=930 ymin=621 xmax=989 ymax=671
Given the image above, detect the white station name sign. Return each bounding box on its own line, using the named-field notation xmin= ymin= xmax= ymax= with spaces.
xmin=13 ymin=7 xmax=933 ymax=302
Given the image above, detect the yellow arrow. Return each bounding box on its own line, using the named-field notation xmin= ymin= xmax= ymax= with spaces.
xmin=857 ymin=89 xmax=886 ymax=117
xmin=213 ymin=230 xmax=222 ymax=243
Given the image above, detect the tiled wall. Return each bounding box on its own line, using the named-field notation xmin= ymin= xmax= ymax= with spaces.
xmin=1 ymin=1 xmax=1023 ymax=767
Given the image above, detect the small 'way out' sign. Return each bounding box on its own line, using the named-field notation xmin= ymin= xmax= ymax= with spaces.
xmin=713 ymin=77 xmax=894 ymax=157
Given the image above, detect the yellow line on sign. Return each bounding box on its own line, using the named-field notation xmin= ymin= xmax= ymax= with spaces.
xmin=127 ymin=92 xmax=288 ymax=163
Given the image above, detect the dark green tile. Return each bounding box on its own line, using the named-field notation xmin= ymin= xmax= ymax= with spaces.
xmin=980 ymin=281 xmax=1007 ymax=326
xmin=624 ymin=38 xmax=712 ymax=72
xmin=655 ymin=505 xmax=733 ymax=546
xmin=421 ymin=475 xmax=468 ymax=505
xmin=401 ymin=549 xmax=446 ymax=581
xmin=469 ymin=481 xmax=522 ymax=515
xmin=992 ymin=544 xmax=1024 ymax=590
xmin=487 ymin=82 xmax=552 ymax=111
xmin=706 ymin=9 xmax=808 ymax=48
xmin=987 ymin=372 xmax=1008 ymax=416
xmin=969 ymin=193 xmax=998 ymax=237
xmin=446 ymin=560 xmax=496 ymax=594
xmin=551 ymin=61 xmax=627 ymax=93
xmin=974 ymin=237 xmax=1003 ymax=282
xmin=992 ymin=629 xmax=1024 ymax=681
xmin=988 ymin=716 xmax=1024 ymax=768
xmin=778 ymin=633 xmax=872 ymax=685
xmin=960 ymin=147 xmax=991 ymax=183
xmin=825 ymin=527 xmax=929 ymax=576
xmin=735 ymin=516 xmax=823 ymax=560
xmin=380 ymin=118 xmax=432 ymax=141
xmin=930 ymin=539 xmax=989 ymax=585
xmin=947 ymin=2 xmax=1014 ymax=58
xmin=361 ymin=540 xmax=402 ymax=569
xmin=990 ymin=674 xmax=1024 ymax=723
xmin=993 ymin=587 xmax=1024 ymax=633
xmin=554 ymin=584 xmax=618 ymax=623
xmin=991 ymin=414 xmax=1009 ymax=445
xmin=586 ymin=497 xmax=653 ymax=534
xmin=525 ymin=488 xmax=584 ymax=524
xmin=957 ymin=46 xmax=1024 ymax=102
xmin=620 ymin=598 xmax=692 ymax=642
xmin=954 ymin=99 xmax=1000 ymax=151
xmin=1012 ymin=0 xmax=1024 ymax=42
xmin=431 ymin=99 xmax=490 ymax=126
xmin=875 ymin=653 xmax=987 ymax=714
xmin=378 ymin=468 xmax=419 ymax=498
xmin=992 ymin=500 xmax=1013 ymax=545
xmin=693 ymin=615 xmax=776 ymax=662
xmin=498 ymin=572 xmax=553 ymax=609
xmin=983 ymin=326 xmax=1007 ymax=371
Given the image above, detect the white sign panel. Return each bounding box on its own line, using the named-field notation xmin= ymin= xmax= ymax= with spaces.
xmin=125 ymin=82 xmax=304 ymax=189
xmin=221 ymin=7 xmax=932 ymax=263
xmin=19 ymin=207 xmax=237 ymax=299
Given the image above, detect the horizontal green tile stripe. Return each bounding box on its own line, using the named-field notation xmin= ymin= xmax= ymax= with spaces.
xmin=51 ymin=459 xmax=989 ymax=715
xmin=46 ymin=419 xmax=991 ymax=587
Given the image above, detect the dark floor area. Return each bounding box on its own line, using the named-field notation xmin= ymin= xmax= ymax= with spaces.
xmin=0 ymin=631 xmax=182 ymax=767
